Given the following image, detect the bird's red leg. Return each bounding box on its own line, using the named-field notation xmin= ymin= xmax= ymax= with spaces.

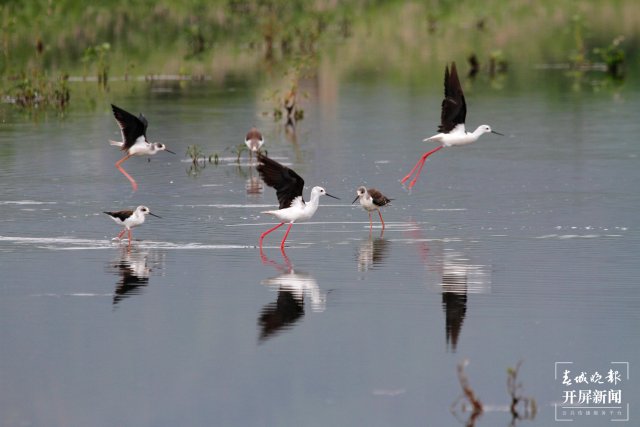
xmin=407 ymin=145 xmax=444 ymax=189
xmin=280 ymin=223 xmax=293 ymax=250
xmin=127 ymin=229 xmax=133 ymax=247
xmin=115 ymin=154 xmax=138 ymax=191
xmin=115 ymin=228 xmax=126 ymax=240
xmin=369 ymin=212 xmax=373 ymax=232
xmin=378 ymin=210 xmax=386 ymax=230
xmin=280 ymin=247 xmax=292 ymax=268
xmin=260 ymin=222 xmax=285 ymax=247
xmin=401 ymin=156 xmax=426 ymax=184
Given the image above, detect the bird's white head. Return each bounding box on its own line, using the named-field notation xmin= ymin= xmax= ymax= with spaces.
xmin=151 ymin=143 xmax=176 ymax=154
xmin=353 ymin=186 xmax=367 ymax=204
xmin=475 ymin=125 xmax=504 ymax=137
xmin=311 ymin=186 xmax=340 ymax=200
xmin=135 ymin=205 xmax=161 ymax=218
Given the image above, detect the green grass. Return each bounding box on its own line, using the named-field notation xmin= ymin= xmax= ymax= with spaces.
xmin=0 ymin=0 xmax=637 ymax=108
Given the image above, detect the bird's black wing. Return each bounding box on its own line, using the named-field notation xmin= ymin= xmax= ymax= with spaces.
xmin=438 ymin=62 xmax=467 ymax=133
xmin=257 ymin=153 xmax=304 ymax=209
xmin=104 ymin=210 xmax=134 ymax=222
xmin=111 ymin=104 xmax=147 ymax=150
xmin=368 ymin=188 xmax=392 ymax=207
xmin=138 ymin=113 xmax=149 ymax=135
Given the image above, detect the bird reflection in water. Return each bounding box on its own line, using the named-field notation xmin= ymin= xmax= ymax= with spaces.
xmin=106 ymin=248 xmax=164 ymax=307
xmin=233 ymin=160 xmax=264 ymax=196
xmin=440 ymin=250 xmax=490 ymax=352
xmin=258 ymin=249 xmax=326 ymax=342
xmin=404 ymin=224 xmax=490 ymax=352
xmin=245 ymin=173 xmax=263 ymax=196
xmin=356 ymin=232 xmax=391 ymax=272
xmin=440 ymin=252 xmax=469 ymax=352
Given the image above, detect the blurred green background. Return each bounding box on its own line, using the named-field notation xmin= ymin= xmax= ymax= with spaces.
xmin=0 ymin=0 xmax=637 ymax=108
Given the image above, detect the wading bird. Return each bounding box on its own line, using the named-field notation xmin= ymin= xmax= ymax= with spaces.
xmin=104 ymin=205 xmax=160 ymax=248
xmin=401 ymin=62 xmax=503 ymax=189
xmin=256 ymin=153 xmax=339 ymax=250
xmin=352 ymin=186 xmax=392 ymax=232
xmin=244 ymin=127 xmax=265 ymax=162
xmin=109 ymin=104 xmax=175 ymax=191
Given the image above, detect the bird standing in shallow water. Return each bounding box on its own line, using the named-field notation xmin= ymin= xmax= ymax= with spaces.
xmin=352 ymin=186 xmax=392 ymax=232
xmin=401 ymin=62 xmax=503 ymax=189
xmin=244 ymin=127 xmax=265 ymax=162
xmin=256 ymin=152 xmax=339 ymax=250
xmin=104 ymin=205 xmax=160 ymax=248
xmin=109 ymin=104 xmax=175 ymax=191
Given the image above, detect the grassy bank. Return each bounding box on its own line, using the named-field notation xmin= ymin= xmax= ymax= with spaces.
xmin=0 ymin=0 xmax=637 ymax=107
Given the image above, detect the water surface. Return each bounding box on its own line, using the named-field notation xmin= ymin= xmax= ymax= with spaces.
xmin=1 ymin=70 xmax=638 ymax=426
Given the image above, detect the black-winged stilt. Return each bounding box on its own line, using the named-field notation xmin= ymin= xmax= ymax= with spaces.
xmin=109 ymin=104 xmax=175 ymax=191
xmin=401 ymin=62 xmax=503 ymax=189
xmin=244 ymin=127 xmax=265 ymax=161
xmin=104 ymin=205 xmax=160 ymax=247
xmin=352 ymin=186 xmax=392 ymax=232
xmin=256 ymin=152 xmax=339 ymax=250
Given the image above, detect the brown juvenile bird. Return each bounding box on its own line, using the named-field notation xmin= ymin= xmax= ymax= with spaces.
xmin=352 ymin=186 xmax=392 ymax=231
xmin=244 ymin=127 xmax=264 ymax=161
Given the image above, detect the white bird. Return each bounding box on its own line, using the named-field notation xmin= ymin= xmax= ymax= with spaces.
xmin=352 ymin=186 xmax=392 ymax=231
xmin=401 ymin=62 xmax=503 ymax=189
xmin=256 ymin=153 xmax=339 ymax=249
xmin=103 ymin=205 xmax=160 ymax=247
xmin=244 ymin=127 xmax=265 ymax=161
xmin=109 ymin=104 xmax=175 ymax=191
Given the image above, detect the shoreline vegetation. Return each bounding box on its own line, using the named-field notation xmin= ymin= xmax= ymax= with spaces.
xmin=1 ymin=0 xmax=637 ymax=109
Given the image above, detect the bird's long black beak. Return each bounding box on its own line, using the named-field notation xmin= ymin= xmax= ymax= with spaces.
xmin=491 ymin=130 xmax=504 ymax=136
xmin=352 ymin=195 xmax=360 ymax=204
xmin=149 ymin=212 xmax=162 ymax=218
xmin=326 ymin=193 xmax=340 ymax=200
xmin=165 ymin=149 xmax=176 ymax=154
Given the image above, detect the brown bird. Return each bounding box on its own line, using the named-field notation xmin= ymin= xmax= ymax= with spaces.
xmin=244 ymin=127 xmax=265 ymax=161
xmin=352 ymin=186 xmax=392 ymax=231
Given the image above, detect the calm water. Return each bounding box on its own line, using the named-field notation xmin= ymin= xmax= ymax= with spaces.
xmin=1 ymin=70 xmax=639 ymax=427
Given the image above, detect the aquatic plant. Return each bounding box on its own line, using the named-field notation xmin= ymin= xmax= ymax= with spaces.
xmin=81 ymin=42 xmax=111 ymax=88
xmin=5 ymin=72 xmax=69 ymax=109
xmin=507 ymin=361 xmax=537 ymax=425
xmin=451 ymin=359 xmax=483 ymax=425
xmin=593 ymin=36 xmax=625 ymax=78
xmin=451 ymin=360 xmax=536 ymax=426
xmin=186 ymin=144 xmax=204 ymax=164
xmin=265 ymin=64 xmax=309 ymax=123
xmin=568 ymin=14 xmax=587 ymax=67
xmin=186 ymin=144 xmax=219 ymax=177
xmin=185 ymin=23 xmax=206 ymax=59
xmin=232 ymin=143 xmax=266 ymax=164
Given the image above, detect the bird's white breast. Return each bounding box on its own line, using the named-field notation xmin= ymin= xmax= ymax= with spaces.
xmin=263 ymin=197 xmax=317 ymax=223
xmin=360 ymin=196 xmax=378 ymax=211
xmin=128 ymin=136 xmax=152 ymax=155
xmin=124 ymin=212 xmax=146 ymax=228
